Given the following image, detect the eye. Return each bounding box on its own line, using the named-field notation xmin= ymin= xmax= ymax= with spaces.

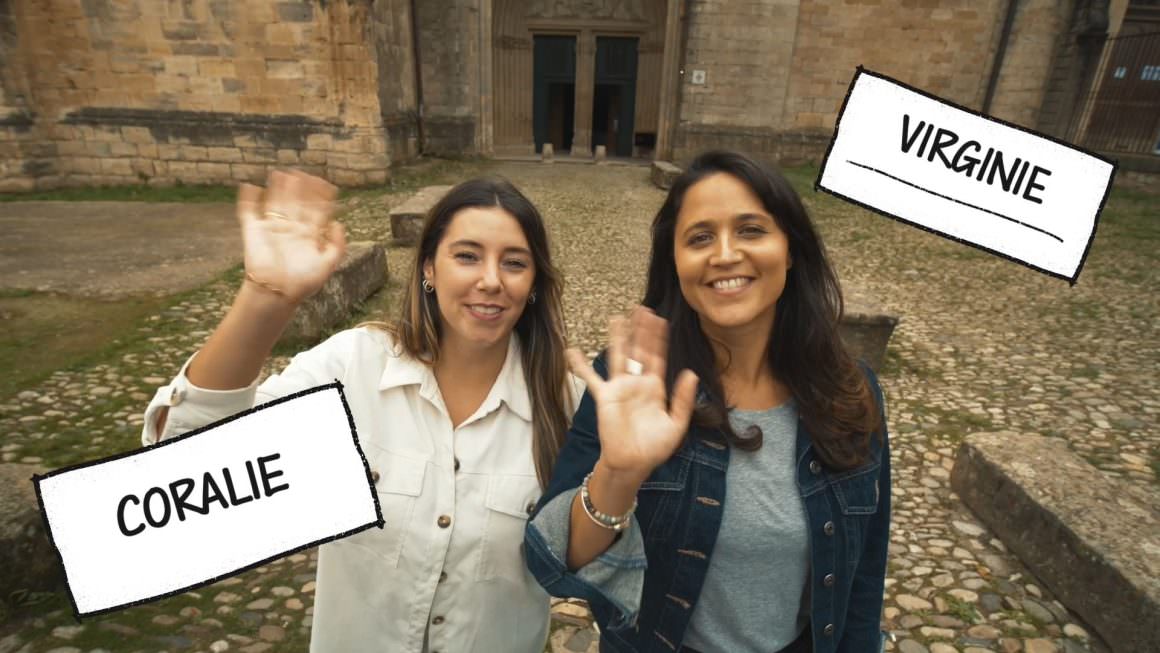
xmin=739 ymin=225 xmax=767 ymax=237
xmin=454 ymin=251 xmax=478 ymax=263
xmin=503 ymin=259 xmax=530 ymax=270
xmin=687 ymin=232 xmax=713 ymax=246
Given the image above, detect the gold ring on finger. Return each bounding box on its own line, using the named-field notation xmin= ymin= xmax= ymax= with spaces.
xmin=265 ymin=210 xmax=291 ymax=220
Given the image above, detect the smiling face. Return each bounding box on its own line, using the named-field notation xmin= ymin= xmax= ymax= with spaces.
xmin=674 ymin=172 xmax=792 ymax=339
xmin=422 ymin=206 xmax=536 ymax=352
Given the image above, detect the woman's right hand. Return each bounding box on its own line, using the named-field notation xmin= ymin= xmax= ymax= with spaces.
xmin=566 ymin=307 xmax=700 ymax=486
xmin=238 ymin=169 xmax=347 ymax=306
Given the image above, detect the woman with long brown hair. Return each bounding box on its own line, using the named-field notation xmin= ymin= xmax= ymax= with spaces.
xmin=526 ymin=150 xmax=890 ymax=652
xmin=142 ymin=169 xmax=580 ymax=652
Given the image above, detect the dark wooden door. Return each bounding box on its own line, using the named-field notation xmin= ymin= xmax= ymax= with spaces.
xmin=533 ymin=35 xmax=576 ymax=154
xmin=594 ymin=36 xmax=638 ymax=157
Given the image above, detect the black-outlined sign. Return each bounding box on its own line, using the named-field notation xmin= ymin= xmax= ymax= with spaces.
xmin=34 ymin=383 xmax=382 ymax=618
xmin=818 ymin=67 xmax=1116 ymax=284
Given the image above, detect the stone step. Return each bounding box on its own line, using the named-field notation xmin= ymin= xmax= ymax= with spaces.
xmin=951 ymin=432 xmax=1160 ymax=653
xmin=282 ymin=241 xmax=388 ymax=344
xmin=388 ymin=185 xmax=453 ymax=246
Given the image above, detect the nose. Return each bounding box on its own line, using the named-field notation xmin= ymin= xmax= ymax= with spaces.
xmin=476 ymin=259 xmax=502 ymax=292
xmin=710 ymin=233 xmax=742 ymax=265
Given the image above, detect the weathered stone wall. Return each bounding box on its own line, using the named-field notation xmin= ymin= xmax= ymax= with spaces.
xmin=672 ymin=0 xmax=1084 ymax=167
xmin=0 ymin=0 xmax=392 ymax=191
xmin=671 ymin=0 xmax=802 ymax=164
xmin=988 ymin=0 xmax=1077 ymax=128
xmin=372 ymin=0 xmax=421 ymax=164
xmin=414 ymin=0 xmax=481 ymax=155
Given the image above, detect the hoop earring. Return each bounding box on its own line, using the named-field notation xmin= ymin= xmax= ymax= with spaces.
xmin=528 ymin=291 xmax=537 ymax=305
xmin=422 ymin=279 xmax=435 ymax=294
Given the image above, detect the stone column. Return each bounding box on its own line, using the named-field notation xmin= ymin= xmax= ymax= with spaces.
xmin=572 ymin=29 xmax=596 ymax=156
xmin=655 ymin=0 xmax=682 ymax=161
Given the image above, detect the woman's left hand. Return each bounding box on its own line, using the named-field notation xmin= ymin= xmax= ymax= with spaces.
xmin=566 ymin=307 xmax=700 ymax=485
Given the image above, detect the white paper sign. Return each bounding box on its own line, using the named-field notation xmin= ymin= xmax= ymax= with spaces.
xmin=818 ymin=67 xmax=1116 ymax=284
xmin=35 ymin=383 xmax=382 ymax=617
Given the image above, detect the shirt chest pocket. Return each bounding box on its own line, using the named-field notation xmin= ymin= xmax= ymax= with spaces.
xmin=334 ymin=451 xmax=427 ymax=568
xmin=477 ymin=473 xmax=541 ymax=582
xmin=830 ymin=464 xmax=880 ymax=567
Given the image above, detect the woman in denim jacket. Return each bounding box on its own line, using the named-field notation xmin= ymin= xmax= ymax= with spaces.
xmin=526 ymin=150 xmax=890 ymax=653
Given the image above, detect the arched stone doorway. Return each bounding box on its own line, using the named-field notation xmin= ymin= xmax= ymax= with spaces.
xmin=491 ymin=0 xmax=674 ymax=158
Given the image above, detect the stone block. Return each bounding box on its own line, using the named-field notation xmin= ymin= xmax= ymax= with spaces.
xmin=389 ymin=185 xmax=453 ymax=245
xmin=283 ymin=242 xmax=388 ymax=343
xmin=951 ymin=432 xmax=1160 ymax=653
xmin=207 ymin=147 xmax=243 ymax=163
xmin=329 ymin=168 xmax=367 ymax=187
xmin=839 ymin=289 xmax=898 ymax=372
xmin=121 ymin=126 xmax=154 ymax=144
xmin=0 ymin=464 xmax=66 ymax=596
xmin=650 ymin=160 xmax=682 ymax=190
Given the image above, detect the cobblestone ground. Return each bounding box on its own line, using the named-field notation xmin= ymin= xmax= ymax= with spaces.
xmin=1 ymin=160 xmax=1155 ymax=653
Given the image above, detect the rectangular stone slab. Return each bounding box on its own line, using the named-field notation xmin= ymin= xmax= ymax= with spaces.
xmin=388 ymin=185 xmax=453 ymax=245
xmin=951 ymin=432 xmax=1160 ymax=653
xmin=840 ymin=290 xmax=898 ymax=371
xmin=283 ymin=241 xmax=388 ymax=343
xmin=650 ymin=160 xmax=681 ymax=189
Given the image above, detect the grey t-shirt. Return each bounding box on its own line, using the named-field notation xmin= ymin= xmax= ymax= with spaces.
xmin=682 ymin=401 xmax=811 ymax=652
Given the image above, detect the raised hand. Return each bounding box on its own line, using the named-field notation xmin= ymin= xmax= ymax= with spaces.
xmin=238 ymin=169 xmax=347 ymax=306
xmin=566 ymin=307 xmax=700 ymax=484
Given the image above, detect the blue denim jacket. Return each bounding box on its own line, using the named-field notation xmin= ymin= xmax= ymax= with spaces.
xmin=525 ymin=355 xmax=891 ymax=653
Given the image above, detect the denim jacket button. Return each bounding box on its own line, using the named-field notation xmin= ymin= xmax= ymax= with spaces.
xmin=823 ymin=623 xmax=834 ymax=636
xmin=809 ymin=460 xmax=822 ymax=474
xmin=823 ymin=573 xmax=835 ymax=587
xmin=823 ymin=521 xmax=835 ymax=536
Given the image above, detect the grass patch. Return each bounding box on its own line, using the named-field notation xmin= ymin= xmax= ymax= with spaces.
xmin=0 ymin=291 xmax=171 ymax=400
xmin=943 ymin=594 xmax=981 ymax=623
xmin=0 ymin=183 xmax=236 ymax=203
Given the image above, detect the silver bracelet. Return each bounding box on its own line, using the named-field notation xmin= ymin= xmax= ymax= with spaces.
xmin=580 ymin=471 xmax=636 ymax=532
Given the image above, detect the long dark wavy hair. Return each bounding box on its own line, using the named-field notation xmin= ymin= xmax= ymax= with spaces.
xmin=643 ymin=151 xmax=881 ymax=470
xmin=370 ymin=177 xmax=573 ymax=489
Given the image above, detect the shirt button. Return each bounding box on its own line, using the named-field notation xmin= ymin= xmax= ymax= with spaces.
xmin=525 ymin=501 xmax=536 ymax=515
xmin=438 ymin=515 xmax=452 ymax=528
xmin=809 ymin=460 xmax=822 ymax=474
xmin=823 ymin=521 xmax=835 ymax=536
xmin=823 ymin=573 xmax=835 ymax=587
xmin=823 ymin=623 xmax=834 ymax=636
xmin=167 ymin=387 xmax=184 ymax=407
xmin=454 ymin=457 xmax=460 ymax=472
xmin=438 ymin=571 xmax=447 ymax=583
xmin=370 ymin=470 xmax=380 ymax=483
xmin=432 ymin=615 xmax=445 ymax=625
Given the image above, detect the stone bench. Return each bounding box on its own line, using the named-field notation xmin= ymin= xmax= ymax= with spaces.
xmin=650 ymin=160 xmax=681 ymax=190
xmin=951 ymin=432 xmax=1160 ymax=653
xmin=282 ymin=241 xmax=388 ymax=343
xmin=1 ymin=463 xmax=65 ymax=599
xmin=840 ymin=289 xmax=898 ymax=372
xmin=389 ymin=185 xmax=453 ymax=246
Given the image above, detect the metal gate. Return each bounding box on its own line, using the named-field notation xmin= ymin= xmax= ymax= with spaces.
xmin=1067 ymin=29 xmax=1160 ymax=155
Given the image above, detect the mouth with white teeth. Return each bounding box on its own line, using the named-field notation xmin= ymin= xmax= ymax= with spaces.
xmin=466 ymin=304 xmax=505 ymax=321
xmin=708 ymin=277 xmax=754 ymax=294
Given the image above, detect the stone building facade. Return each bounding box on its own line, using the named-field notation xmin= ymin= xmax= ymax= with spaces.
xmin=0 ymin=0 xmax=1147 ymax=190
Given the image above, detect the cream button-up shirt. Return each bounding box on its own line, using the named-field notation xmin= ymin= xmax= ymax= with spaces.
xmin=141 ymin=327 xmax=583 ymax=653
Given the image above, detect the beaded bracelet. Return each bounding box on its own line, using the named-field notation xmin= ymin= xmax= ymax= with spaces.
xmin=580 ymin=471 xmax=636 ymax=532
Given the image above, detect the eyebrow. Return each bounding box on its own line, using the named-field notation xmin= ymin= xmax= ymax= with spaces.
xmin=681 ymin=213 xmax=774 ymax=237
xmin=448 ymin=239 xmax=532 ymax=256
